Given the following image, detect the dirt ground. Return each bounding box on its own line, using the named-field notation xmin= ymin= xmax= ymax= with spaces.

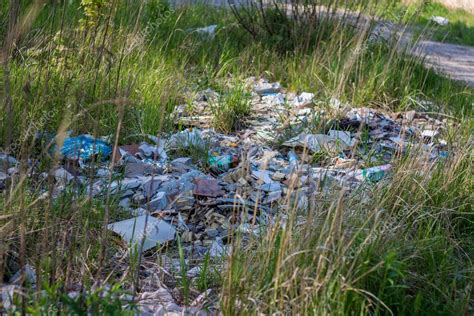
xmin=412 ymin=40 xmax=474 ymax=88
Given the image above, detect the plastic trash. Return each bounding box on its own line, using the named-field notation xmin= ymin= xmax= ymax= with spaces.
xmin=208 ymin=154 xmax=238 ymax=173
xmin=291 ymin=92 xmax=314 ymax=107
xmin=358 ymin=164 xmax=392 ymax=182
xmin=283 ymin=133 xmax=348 ymax=153
xmin=149 ymin=192 xmax=168 ymax=211
xmin=194 ymin=24 xmax=218 ymax=36
xmin=328 ymin=130 xmax=353 ymax=147
xmin=421 ymin=130 xmax=438 ymax=139
xmin=60 ymin=135 xmax=112 ymax=161
xmin=439 ymin=151 xmax=449 ymax=159
xmin=430 ymin=16 xmax=449 ymax=26
xmin=262 ymin=93 xmax=285 ymax=105
xmin=1 ymin=285 xmax=16 ymax=312
xmin=334 ymin=157 xmax=357 ymax=169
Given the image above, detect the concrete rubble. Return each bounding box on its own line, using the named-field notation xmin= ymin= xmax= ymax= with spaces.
xmin=0 ymin=77 xmax=455 ymax=314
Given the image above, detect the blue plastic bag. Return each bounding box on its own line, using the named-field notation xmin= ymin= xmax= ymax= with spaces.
xmin=60 ymin=135 xmax=112 ymax=161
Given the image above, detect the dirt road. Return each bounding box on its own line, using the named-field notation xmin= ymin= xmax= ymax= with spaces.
xmin=411 ymin=40 xmax=474 ymax=88
xmin=175 ymin=0 xmax=474 ymax=88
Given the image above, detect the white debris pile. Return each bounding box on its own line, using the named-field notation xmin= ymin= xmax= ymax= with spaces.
xmin=0 ymin=77 xmax=456 ymax=314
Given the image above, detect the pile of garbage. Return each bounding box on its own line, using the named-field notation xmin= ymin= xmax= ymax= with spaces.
xmin=0 ymin=77 xmax=453 ymax=313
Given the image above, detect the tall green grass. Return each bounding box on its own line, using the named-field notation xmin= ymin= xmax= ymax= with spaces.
xmin=384 ymin=0 xmax=474 ymax=46
xmin=221 ymin=131 xmax=473 ymax=314
xmin=0 ymin=0 xmax=472 ymax=314
xmin=1 ymin=0 xmax=471 ymax=144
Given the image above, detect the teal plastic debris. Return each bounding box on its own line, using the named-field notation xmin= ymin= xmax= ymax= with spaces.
xmin=209 ymin=154 xmax=237 ymax=173
xmin=360 ymin=164 xmax=392 ymax=182
xmin=60 ymin=135 xmax=112 ymax=160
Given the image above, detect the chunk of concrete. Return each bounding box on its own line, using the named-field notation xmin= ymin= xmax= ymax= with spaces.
xmin=54 ymin=168 xmax=74 ymax=185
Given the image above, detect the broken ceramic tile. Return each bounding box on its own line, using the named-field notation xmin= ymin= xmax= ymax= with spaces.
xmin=259 ymin=182 xmax=281 ymax=192
xmin=110 ymin=178 xmax=142 ymax=193
xmin=108 ymin=215 xmax=176 ymax=252
xmin=205 ymin=228 xmax=219 ymax=238
xmin=264 ymin=190 xmax=282 ymax=204
xmin=187 ymin=266 xmax=203 ymax=278
xmin=142 ymin=178 xmax=163 ymax=197
xmin=193 ymin=178 xmax=224 ymax=198
xmin=251 ymin=170 xmax=273 ymax=184
xmin=148 ymin=192 xmax=168 ymax=211
xmin=138 ymin=142 xmax=167 ymax=161
xmin=272 ymin=171 xmax=286 ymax=181
xmin=171 ymin=190 xmax=195 ymax=211
xmin=124 ymin=162 xmax=157 ymax=178
xmin=171 ymin=157 xmax=192 ymax=166
xmin=209 ymin=238 xmax=226 ymax=258
xmin=119 ymin=198 xmax=130 ymax=209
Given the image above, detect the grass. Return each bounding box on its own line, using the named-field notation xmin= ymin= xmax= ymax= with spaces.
xmin=211 ymin=83 xmax=251 ymax=132
xmin=386 ymin=1 xmax=474 ymax=46
xmin=1 ymin=0 xmax=472 ymax=144
xmin=222 ymin=131 xmax=473 ymax=314
xmin=417 ymin=2 xmax=474 ymax=46
xmin=0 ymin=0 xmax=473 ymax=314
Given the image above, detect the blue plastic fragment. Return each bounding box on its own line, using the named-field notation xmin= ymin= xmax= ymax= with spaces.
xmin=60 ymin=135 xmax=112 ymax=160
xmin=439 ymin=151 xmax=449 ymax=159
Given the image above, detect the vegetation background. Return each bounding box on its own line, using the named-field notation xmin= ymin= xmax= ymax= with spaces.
xmin=0 ymin=0 xmax=472 ymax=314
